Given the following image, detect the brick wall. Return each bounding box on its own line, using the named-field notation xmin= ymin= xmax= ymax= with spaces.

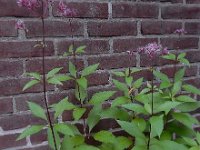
xmin=0 ymin=0 xmax=200 ymax=149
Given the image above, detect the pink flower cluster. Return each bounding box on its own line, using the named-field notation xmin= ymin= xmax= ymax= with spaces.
xmin=174 ymin=28 xmax=187 ymax=35
xmin=137 ymin=42 xmax=169 ymax=59
xmin=58 ymin=1 xmax=77 ymax=17
xmin=17 ymin=0 xmax=41 ymax=10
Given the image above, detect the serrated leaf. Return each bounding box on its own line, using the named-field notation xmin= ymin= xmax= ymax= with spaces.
xmin=75 ymin=85 xmax=87 ymax=102
xmin=47 ymin=127 xmax=60 ymax=150
xmin=132 ymin=118 xmax=146 ymax=132
xmin=150 ymin=115 xmax=164 ymax=138
xmin=116 ymin=136 xmax=132 ymax=150
xmin=81 ymin=64 xmax=99 ymax=77
xmin=144 ymin=103 xmax=152 ymax=114
xmin=196 ymin=132 xmax=200 ymax=145
xmin=113 ymin=79 xmax=129 ymax=96
xmin=17 ymin=125 xmax=43 ymax=141
xmin=48 ymin=77 xmax=63 ymax=85
xmin=172 ymin=81 xmax=182 ymax=96
xmin=61 ymin=135 xmax=84 ymax=150
xmin=176 ymin=95 xmax=196 ymax=102
xmin=180 ymin=58 xmax=190 ymax=66
xmin=69 ymin=61 xmax=76 ymax=77
xmin=112 ymin=71 xmax=125 ymax=77
xmin=153 ymin=70 xmax=170 ymax=83
xmin=131 ymin=68 xmax=141 ymax=74
xmin=122 ymin=103 xmax=148 ymax=115
xmin=112 ymin=96 xmax=131 ymax=107
xmin=93 ymin=130 xmax=115 ymax=143
xmin=162 ymin=53 xmax=176 ymax=60
xmin=26 ymin=72 xmax=41 ymax=80
xmin=176 ymin=102 xmax=200 ymax=112
xmin=125 ymin=76 xmax=133 ymax=87
xmin=183 ymin=84 xmax=200 ymax=95
xmin=52 ymin=97 xmax=76 ymax=119
xmin=87 ymin=106 xmax=101 ymax=132
xmin=73 ymin=107 xmax=86 ymax=121
xmin=76 ymin=45 xmax=86 ymax=54
xmin=133 ymin=78 xmax=143 ymax=89
xmin=155 ymin=101 xmax=181 ymax=115
xmin=47 ymin=67 xmax=63 ymax=79
xmin=54 ymin=75 xmax=72 ymax=82
xmin=75 ymin=145 xmax=100 ymax=150
xmin=174 ymin=68 xmax=185 ymax=82
xmin=54 ymin=123 xmax=74 ymax=136
xmin=177 ymin=53 xmax=186 ymax=60
xmin=28 ymin=101 xmax=47 ymax=120
xmin=183 ymin=137 xmax=198 ymax=147
xmin=77 ymin=77 xmax=87 ymax=89
xmin=23 ymin=80 xmax=39 ymax=91
xmin=89 ymin=91 xmax=116 ymax=105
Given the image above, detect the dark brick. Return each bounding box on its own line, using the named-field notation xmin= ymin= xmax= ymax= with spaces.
xmin=113 ymin=38 xmax=158 ymax=53
xmin=30 ymin=129 xmax=47 ymax=145
xmin=87 ymin=21 xmax=137 ymax=37
xmin=0 ymin=134 xmax=26 ymax=149
xmin=141 ymin=0 xmax=183 ymax=2
xmin=185 ymin=22 xmax=200 ymax=35
xmin=52 ymin=2 xmax=108 ymax=18
xmin=162 ymin=6 xmax=200 ymax=19
xmin=0 ymin=60 xmax=23 ymax=77
xmin=187 ymin=0 xmax=200 ymax=4
xmin=0 ymin=41 xmax=54 ymax=58
xmin=113 ymin=3 xmax=159 ymax=18
xmin=161 ymin=37 xmax=199 ymax=49
xmin=0 ymin=97 xmax=13 ymax=115
xmin=0 ymin=20 xmax=17 ymax=37
xmin=26 ymin=20 xmax=84 ymax=38
xmin=56 ymin=39 xmax=109 ymax=55
xmin=88 ymin=54 xmax=136 ymax=69
xmin=141 ymin=21 xmax=182 ymax=35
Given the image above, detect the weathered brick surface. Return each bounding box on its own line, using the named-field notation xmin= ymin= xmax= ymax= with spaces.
xmin=0 ymin=0 xmax=200 ymax=149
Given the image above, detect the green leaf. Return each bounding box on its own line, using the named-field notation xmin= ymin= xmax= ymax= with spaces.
xmin=131 ymin=68 xmax=141 ymax=74
xmin=17 ymin=125 xmax=43 ymax=141
xmin=69 ymin=61 xmax=76 ymax=77
xmin=113 ymin=79 xmax=129 ymax=96
xmin=122 ymin=103 xmax=148 ymax=115
xmin=81 ymin=64 xmax=99 ymax=77
xmin=179 ymin=58 xmax=190 ymax=66
xmin=174 ymin=68 xmax=185 ymax=82
xmin=189 ymin=146 xmax=200 ymax=150
xmin=112 ymin=96 xmax=131 ymax=107
xmin=47 ymin=127 xmax=60 ymax=150
xmin=75 ymin=85 xmax=87 ymax=102
xmin=172 ymin=112 xmax=199 ymax=129
xmin=26 ymin=72 xmax=41 ymax=80
xmin=117 ymin=120 xmax=146 ymax=139
xmin=76 ymin=45 xmax=86 ymax=54
xmin=112 ymin=71 xmax=125 ymax=77
xmin=87 ymin=106 xmax=101 ymax=132
xmin=68 ymin=44 xmax=74 ymax=53
xmin=176 ymin=95 xmax=196 ymax=102
xmin=172 ymin=81 xmax=182 ymax=96
xmin=153 ymin=70 xmax=170 ymax=83
xmin=196 ymin=132 xmax=200 ymax=145
xmin=23 ymin=80 xmax=39 ymax=91
xmin=54 ymin=75 xmax=72 ymax=82
xmin=73 ymin=108 xmax=86 ymax=121
xmin=75 ymin=145 xmax=100 ymax=150
xmin=47 ymin=67 xmax=63 ymax=79
xmin=144 ymin=103 xmax=152 ymax=114
xmin=176 ymin=102 xmax=200 ymax=112
xmin=48 ymin=77 xmax=63 ymax=85
xmin=61 ymin=135 xmax=84 ymax=150
xmin=28 ymin=102 xmax=47 ymax=120
xmin=177 ymin=53 xmax=186 ymax=60
xmin=125 ymin=76 xmax=133 ymax=87
xmin=183 ymin=137 xmax=198 ymax=147
xmin=155 ymin=101 xmax=181 ymax=115
xmin=54 ymin=123 xmax=74 ymax=136
xmin=162 ymin=53 xmax=176 ymax=60
xmin=93 ymin=130 xmax=115 ymax=143
xmin=150 ymin=115 xmax=164 ymax=138
xmin=133 ymin=78 xmax=143 ymax=89
xmin=77 ymin=77 xmax=87 ymax=89
xmin=115 ymin=136 xmax=132 ymax=150
xmin=89 ymin=91 xmax=116 ymax=105
xmin=132 ymin=118 xmax=146 ymax=132
xmin=52 ymin=97 xmax=76 ymax=119
xmin=183 ymin=84 xmax=200 ymax=95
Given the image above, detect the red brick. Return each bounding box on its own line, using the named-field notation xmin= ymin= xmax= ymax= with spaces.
xmin=112 ymin=3 xmax=159 ymax=18
xmin=56 ymin=39 xmax=109 ymax=55
xmin=0 ymin=97 xmax=13 ymax=115
xmin=0 ymin=0 xmax=45 ymax=17
xmin=88 ymin=54 xmax=136 ymax=69
xmin=113 ymin=38 xmax=158 ymax=53
xmin=0 ymin=134 xmax=26 ymax=149
xmin=133 ymin=69 xmax=153 ymax=81
xmin=141 ymin=21 xmax=181 ymax=35
xmin=0 ymin=78 xmax=54 ymax=96
xmin=187 ymin=0 xmax=200 ymax=4
xmin=162 ymin=6 xmax=200 ymax=19
xmin=52 ymin=2 xmax=108 ymax=18
xmin=15 ymin=94 xmax=44 ymax=112
xmin=160 ymin=65 xmax=198 ymax=78
xmin=92 ymin=119 xmax=119 ymax=132
xmin=185 ymin=22 xmax=200 ymax=35
xmin=0 ymin=60 xmax=23 ymax=77
xmin=160 ymin=37 xmax=199 ymax=49
xmin=25 ymin=58 xmax=84 ymax=74
xmin=0 ymin=113 xmax=45 ymax=131
xmin=87 ymin=21 xmax=137 ymax=37
xmin=0 ymin=20 xmax=17 ymax=37
xmin=186 ymin=51 xmax=200 ymax=63
xmin=30 ymin=129 xmax=47 ymax=145
xmin=0 ymin=41 xmax=54 ymax=58
xmin=25 ymin=20 xmax=84 ymax=38
xmin=142 ymin=0 xmax=183 ymax=2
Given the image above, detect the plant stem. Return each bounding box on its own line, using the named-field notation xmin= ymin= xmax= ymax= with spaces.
xmin=41 ymin=1 xmax=57 ymax=150
xmin=147 ymin=66 xmax=154 ymax=150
